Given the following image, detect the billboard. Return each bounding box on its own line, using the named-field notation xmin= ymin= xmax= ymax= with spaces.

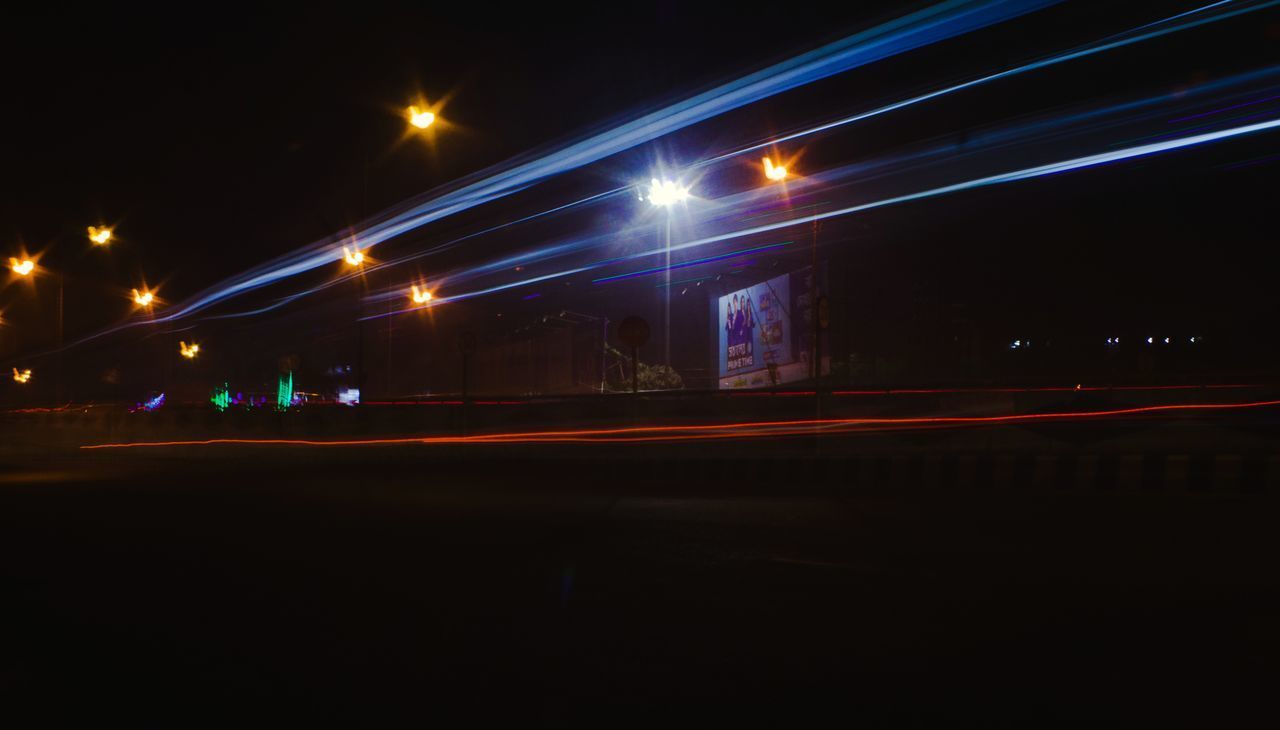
xmin=716 ymin=266 xmax=826 ymax=389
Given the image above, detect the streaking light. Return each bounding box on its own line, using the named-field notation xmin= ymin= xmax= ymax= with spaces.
xmin=179 ymin=341 xmax=200 ymax=359
xmin=132 ymin=393 xmax=165 ymax=413
xmin=410 ymin=284 xmax=432 ymax=304
xmin=87 ymin=226 xmax=112 ymax=245
xmin=408 ymin=105 xmax=435 ymax=129
xmin=77 ymin=398 xmax=1280 ymax=449
xmin=644 ymin=178 xmax=690 ymax=207
xmin=12 ymin=368 xmax=31 ymax=384
xmin=9 ymin=258 xmax=33 ymax=276
xmin=763 ymin=157 xmax=787 ymax=181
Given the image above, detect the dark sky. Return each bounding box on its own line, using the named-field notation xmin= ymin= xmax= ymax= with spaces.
xmin=0 ymin=3 xmax=905 ymax=291
xmin=2 ymin=2 xmax=1277 ymax=375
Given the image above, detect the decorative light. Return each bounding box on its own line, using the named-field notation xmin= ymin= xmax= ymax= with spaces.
xmin=277 ymin=371 xmax=294 ymax=411
xmin=211 ymin=382 xmax=230 ymax=412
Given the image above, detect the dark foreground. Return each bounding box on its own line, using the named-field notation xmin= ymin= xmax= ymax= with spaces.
xmin=2 ymin=445 xmax=1277 ymax=725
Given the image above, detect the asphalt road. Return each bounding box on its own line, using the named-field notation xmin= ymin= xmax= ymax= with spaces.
xmin=2 ymin=451 xmax=1277 ymax=724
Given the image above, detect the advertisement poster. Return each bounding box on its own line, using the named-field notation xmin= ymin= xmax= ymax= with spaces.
xmin=715 ymin=266 xmax=827 ymax=389
xmin=717 ymin=273 xmax=792 ymax=381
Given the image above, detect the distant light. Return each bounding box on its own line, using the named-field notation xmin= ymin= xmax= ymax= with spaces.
xmin=211 ymin=382 xmax=230 ymax=412
xmin=132 ymin=288 xmax=154 ymax=307
xmin=277 ymin=371 xmax=294 ymax=411
xmin=1147 ymin=336 xmax=1154 ymax=344
xmin=410 ymin=284 xmax=432 ymax=304
xmin=408 ymin=105 xmax=435 ymax=129
xmin=132 ymin=393 xmax=165 ymax=413
xmin=337 ymin=388 xmax=360 ymax=406
xmin=87 ymin=226 xmax=112 ymax=245
xmin=763 ymin=157 xmax=788 ymax=181
xmin=179 ymin=341 xmax=200 ymax=359
xmin=9 ymin=258 xmax=33 ymax=276
xmin=644 ymin=178 xmax=690 ymax=207
xmin=342 ymin=246 xmax=365 ymax=267
xmin=1010 ymin=339 xmax=1021 ymax=349
xmin=12 ymin=367 xmax=31 ymax=384
xmin=1163 ymin=337 xmax=1170 ymax=344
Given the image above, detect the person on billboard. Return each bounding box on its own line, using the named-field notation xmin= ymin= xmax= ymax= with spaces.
xmin=732 ymin=294 xmax=742 ymax=348
xmin=742 ymin=291 xmax=756 ymax=349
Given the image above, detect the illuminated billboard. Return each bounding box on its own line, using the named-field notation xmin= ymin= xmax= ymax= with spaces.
xmin=716 ymin=266 xmax=826 ymax=389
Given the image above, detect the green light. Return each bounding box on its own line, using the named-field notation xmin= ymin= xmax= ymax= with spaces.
xmin=211 ymin=382 xmax=230 ymax=412
xmin=276 ymin=371 xmax=293 ymax=411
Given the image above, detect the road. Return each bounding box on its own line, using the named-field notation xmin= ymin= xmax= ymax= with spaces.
xmin=2 ymin=447 xmax=1277 ymax=724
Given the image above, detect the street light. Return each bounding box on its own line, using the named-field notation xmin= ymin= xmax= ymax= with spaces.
xmin=410 ymin=284 xmax=432 ymax=304
xmin=763 ymin=157 xmax=787 ymax=182
xmin=644 ymin=178 xmax=690 ymax=207
xmin=342 ymin=245 xmax=365 ymax=268
xmin=9 ymin=257 xmax=33 ymax=276
xmin=179 ymin=341 xmax=200 ymax=359
xmin=407 ymin=105 xmax=436 ymax=130
xmin=132 ymin=288 xmax=155 ymax=308
xmin=12 ymin=368 xmax=31 ymax=384
xmin=87 ymin=226 xmax=113 ymax=245
xmin=641 ymin=176 xmax=691 ymax=366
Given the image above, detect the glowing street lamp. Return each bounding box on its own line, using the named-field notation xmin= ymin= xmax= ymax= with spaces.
xmin=9 ymin=257 xmax=34 ymax=276
xmin=88 ymin=226 xmax=113 ymax=245
xmin=410 ymin=284 xmax=432 ymax=304
xmin=342 ymin=245 xmax=365 ymax=267
xmin=179 ymin=341 xmax=200 ymax=359
xmin=763 ymin=157 xmax=787 ymax=182
xmin=644 ymin=178 xmax=690 ymax=207
xmin=132 ymin=288 xmax=155 ymax=307
xmin=407 ymin=105 xmax=436 ymax=130
xmin=12 ymin=368 xmax=31 ymax=384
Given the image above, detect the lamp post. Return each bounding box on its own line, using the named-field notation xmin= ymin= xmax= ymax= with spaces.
xmin=342 ymin=246 xmax=366 ymax=400
xmin=643 ymin=178 xmax=689 ymax=368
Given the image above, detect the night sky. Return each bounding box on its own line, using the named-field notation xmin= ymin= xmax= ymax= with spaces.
xmin=2 ymin=2 xmax=1277 ymax=380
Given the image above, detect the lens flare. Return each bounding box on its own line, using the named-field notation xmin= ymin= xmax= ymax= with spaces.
xmin=410 ymin=284 xmax=432 ymax=304
xmin=132 ymin=288 xmax=155 ymax=307
xmin=9 ymin=258 xmax=33 ymax=276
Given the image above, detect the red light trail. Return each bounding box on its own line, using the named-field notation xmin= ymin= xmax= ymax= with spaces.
xmin=79 ymin=398 xmax=1280 ymax=450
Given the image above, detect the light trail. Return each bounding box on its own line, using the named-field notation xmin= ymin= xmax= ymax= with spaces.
xmin=361 ymin=2 xmax=1280 ymax=310
xmin=364 ymin=114 xmax=1280 ymax=316
xmin=31 ymin=1 xmax=1269 ymax=347
xmin=16 ymin=1 xmax=1275 ymax=360
xmin=135 ymin=0 xmax=1055 ymax=321
xmin=696 ymin=0 xmax=1278 ymax=168
xmin=78 ymin=399 xmax=1280 ymax=449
